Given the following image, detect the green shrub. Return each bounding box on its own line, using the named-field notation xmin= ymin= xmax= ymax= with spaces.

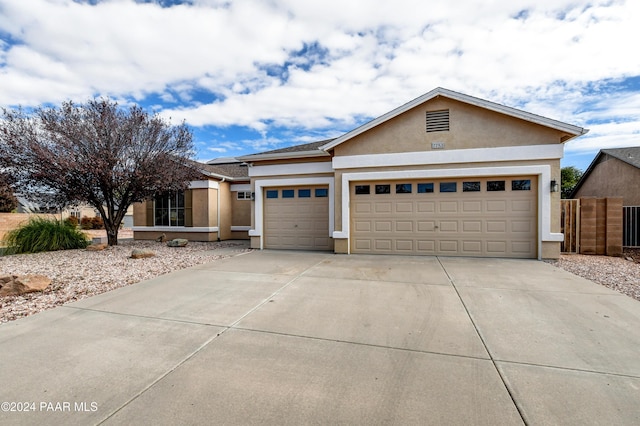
xmin=3 ymin=217 xmax=89 ymax=254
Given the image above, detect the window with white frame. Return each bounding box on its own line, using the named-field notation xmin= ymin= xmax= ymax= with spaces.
xmin=236 ymin=191 xmax=252 ymax=200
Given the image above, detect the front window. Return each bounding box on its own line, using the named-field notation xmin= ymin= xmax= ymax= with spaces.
xmin=154 ymin=192 xmax=185 ymax=226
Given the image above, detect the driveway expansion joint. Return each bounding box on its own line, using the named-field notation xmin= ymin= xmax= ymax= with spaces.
xmin=436 ymin=256 xmax=530 ymax=426
xmin=229 ymin=325 xmax=493 ymax=362
xmin=494 ymin=359 xmax=640 ymax=380
xmin=60 ymin=305 xmax=227 ymax=328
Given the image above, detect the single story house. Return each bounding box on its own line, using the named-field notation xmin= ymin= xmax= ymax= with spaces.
xmin=570 ymin=147 xmax=640 ymax=206
xmin=132 ymin=158 xmax=251 ymax=241
xmin=238 ymin=87 xmax=588 ymax=259
xmin=132 ymin=88 xmax=587 ymax=259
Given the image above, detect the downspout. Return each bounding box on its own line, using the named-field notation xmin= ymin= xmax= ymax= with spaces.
xmin=217 ymin=178 xmax=225 ymax=242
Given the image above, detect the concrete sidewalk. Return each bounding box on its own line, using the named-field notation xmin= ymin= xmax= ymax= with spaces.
xmin=1 ymin=251 xmax=640 ymax=425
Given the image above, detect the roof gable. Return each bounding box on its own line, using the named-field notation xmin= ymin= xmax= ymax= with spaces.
xmin=569 ymin=146 xmax=640 ymax=198
xmin=321 ymin=87 xmax=588 ymax=151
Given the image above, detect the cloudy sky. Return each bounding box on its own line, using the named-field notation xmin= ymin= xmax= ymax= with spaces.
xmin=1 ymin=0 xmax=638 ymax=171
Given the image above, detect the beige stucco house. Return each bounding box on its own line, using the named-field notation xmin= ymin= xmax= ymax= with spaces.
xmin=239 ymin=88 xmax=588 ymax=259
xmin=132 ymin=159 xmax=251 ymax=241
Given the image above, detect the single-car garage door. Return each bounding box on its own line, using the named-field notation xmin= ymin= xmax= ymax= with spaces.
xmin=264 ymin=186 xmax=333 ymax=251
xmin=351 ymin=176 xmax=537 ymax=258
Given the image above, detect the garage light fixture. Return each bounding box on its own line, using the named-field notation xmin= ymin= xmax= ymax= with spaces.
xmin=550 ymin=179 xmax=559 ymax=193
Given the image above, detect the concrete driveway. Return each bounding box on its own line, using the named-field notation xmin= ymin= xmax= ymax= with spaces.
xmin=1 ymin=250 xmax=640 ymax=425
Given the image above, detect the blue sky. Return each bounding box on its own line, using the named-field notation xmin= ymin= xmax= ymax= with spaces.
xmin=1 ymin=0 xmax=639 ymax=172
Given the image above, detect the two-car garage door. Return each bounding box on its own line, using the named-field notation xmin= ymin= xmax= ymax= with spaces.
xmin=350 ymin=176 xmax=538 ymax=258
xmin=261 ymin=177 xmax=538 ymax=258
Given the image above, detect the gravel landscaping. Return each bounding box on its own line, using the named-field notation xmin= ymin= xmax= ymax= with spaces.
xmin=1 ymin=240 xmax=639 ymax=324
xmin=0 ymin=239 xmax=251 ymax=324
xmin=548 ymin=248 xmax=640 ymax=302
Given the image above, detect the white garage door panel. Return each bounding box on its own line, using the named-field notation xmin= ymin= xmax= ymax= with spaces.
xmin=351 ymin=176 xmax=537 ymax=258
xmin=264 ymin=186 xmax=332 ymax=251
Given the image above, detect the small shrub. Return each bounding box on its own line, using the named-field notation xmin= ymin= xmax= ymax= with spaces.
xmin=91 ymin=216 xmax=104 ymax=229
xmin=80 ymin=216 xmax=93 ymax=230
xmin=80 ymin=215 xmax=104 ymax=229
xmin=3 ymin=217 xmax=89 ymax=254
xmin=65 ymin=216 xmax=79 ymax=228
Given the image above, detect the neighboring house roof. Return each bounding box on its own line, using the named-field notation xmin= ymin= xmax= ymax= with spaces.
xmin=186 ymin=159 xmax=249 ymax=181
xmin=321 ymin=87 xmax=589 ymax=151
xmin=206 ymin=157 xmax=239 ymax=165
xmin=15 ymin=195 xmax=63 ymax=214
xmin=200 ymin=162 xmax=249 ymax=180
xmin=570 ymin=146 xmax=640 ymax=198
xmin=239 ymin=139 xmax=334 ymax=161
xmin=598 ymin=147 xmax=640 ymax=169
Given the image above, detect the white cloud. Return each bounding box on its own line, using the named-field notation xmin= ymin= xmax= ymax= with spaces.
xmin=0 ymin=0 xmax=638 ymax=158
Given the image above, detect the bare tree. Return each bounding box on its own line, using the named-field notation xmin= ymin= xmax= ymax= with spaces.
xmin=0 ymin=172 xmax=18 ymax=212
xmin=0 ymin=99 xmax=201 ymax=245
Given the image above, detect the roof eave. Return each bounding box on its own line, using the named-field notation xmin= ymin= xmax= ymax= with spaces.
xmin=197 ymin=169 xmax=238 ymax=181
xmin=238 ymin=150 xmax=329 ymax=162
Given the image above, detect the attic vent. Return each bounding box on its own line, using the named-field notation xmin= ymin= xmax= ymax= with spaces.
xmin=426 ymin=110 xmax=449 ymax=132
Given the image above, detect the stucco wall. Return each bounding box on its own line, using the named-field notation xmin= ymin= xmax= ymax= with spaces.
xmin=219 ymin=182 xmax=232 ymax=240
xmin=0 ymin=213 xmax=58 ymax=243
xmin=550 ymin=159 xmax=562 ymax=234
xmin=132 ymin=201 xmax=148 ymax=226
xmin=231 ymin=194 xmax=251 ymax=226
xmin=334 ymin=97 xmax=566 ymax=157
xmin=574 ymin=157 xmax=640 ymax=206
xmin=191 ymin=188 xmax=211 ymax=227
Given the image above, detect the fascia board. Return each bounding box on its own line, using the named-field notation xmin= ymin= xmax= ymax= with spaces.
xmin=238 ymin=150 xmax=329 ymax=162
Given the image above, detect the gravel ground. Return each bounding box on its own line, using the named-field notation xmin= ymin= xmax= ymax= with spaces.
xmin=547 ymin=248 xmax=640 ymax=302
xmin=2 ymin=241 xmax=639 ymax=324
xmin=0 ymin=240 xmax=251 ymax=324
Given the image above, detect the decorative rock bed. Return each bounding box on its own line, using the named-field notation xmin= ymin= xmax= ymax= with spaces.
xmin=0 ymin=240 xmax=250 ymax=323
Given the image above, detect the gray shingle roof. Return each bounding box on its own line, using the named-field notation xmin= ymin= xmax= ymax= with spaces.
xmin=250 ymin=139 xmax=334 ymax=155
xmin=184 ymin=158 xmax=249 ymax=180
xmin=199 ymin=162 xmax=249 ymax=179
xmin=601 ymin=147 xmax=640 ymax=169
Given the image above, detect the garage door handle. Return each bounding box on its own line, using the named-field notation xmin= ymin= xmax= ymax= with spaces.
xmin=434 ymin=225 xmax=439 ymax=229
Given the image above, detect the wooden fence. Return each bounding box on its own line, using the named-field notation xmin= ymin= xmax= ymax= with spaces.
xmin=560 ymin=198 xmax=623 ymax=256
xmin=560 ymin=199 xmax=580 ymax=253
xmin=0 ymin=213 xmax=60 ymax=243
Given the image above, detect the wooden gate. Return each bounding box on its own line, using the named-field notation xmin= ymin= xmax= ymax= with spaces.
xmin=561 ymin=199 xmax=580 ymax=253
